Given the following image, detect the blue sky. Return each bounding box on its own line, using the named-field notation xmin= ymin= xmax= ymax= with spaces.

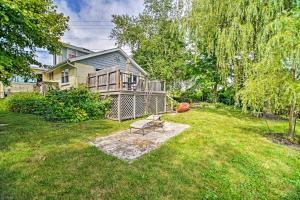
xmin=36 ymin=0 xmax=144 ymax=65
xmin=64 ymin=0 xmax=82 ymax=12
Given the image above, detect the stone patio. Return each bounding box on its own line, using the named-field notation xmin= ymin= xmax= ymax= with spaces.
xmin=90 ymin=121 xmax=190 ymax=161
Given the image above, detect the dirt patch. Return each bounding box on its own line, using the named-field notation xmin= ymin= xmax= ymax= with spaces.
xmin=90 ymin=122 xmax=190 ymax=161
xmin=267 ymin=133 xmax=300 ymax=151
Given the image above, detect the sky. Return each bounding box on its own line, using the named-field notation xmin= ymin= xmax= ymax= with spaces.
xmin=35 ymin=0 xmax=144 ymax=65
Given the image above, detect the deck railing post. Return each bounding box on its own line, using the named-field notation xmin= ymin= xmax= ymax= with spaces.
xmin=97 ymin=75 xmax=99 ymax=91
xmin=120 ymin=72 xmax=123 ymax=90
xmin=106 ymin=72 xmax=109 ymax=91
xmin=116 ymin=69 xmax=120 ymax=90
xmin=145 ymin=78 xmax=149 ymax=92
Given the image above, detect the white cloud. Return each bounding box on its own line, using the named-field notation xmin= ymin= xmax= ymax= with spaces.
xmin=37 ymin=0 xmax=144 ymax=65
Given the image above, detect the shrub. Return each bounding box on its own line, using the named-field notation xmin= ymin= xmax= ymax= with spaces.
xmin=44 ymin=87 xmax=111 ymax=122
xmin=198 ymin=102 xmax=226 ymax=109
xmin=7 ymin=93 xmax=47 ymax=115
xmin=7 ymin=87 xmax=111 ymax=122
xmin=218 ymin=87 xmax=235 ymax=105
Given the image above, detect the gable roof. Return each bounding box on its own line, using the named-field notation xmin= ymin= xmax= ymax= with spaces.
xmin=63 ymin=43 xmax=94 ymax=54
xmin=52 ymin=48 xmax=148 ymax=75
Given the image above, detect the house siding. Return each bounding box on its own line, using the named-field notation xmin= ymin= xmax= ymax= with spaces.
xmin=54 ymin=47 xmax=90 ymax=65
xmin=75 ymin=63 xmax=95 ymax=85
xmin=45 ymin=65 xmax=77 ymax=90
xmin=44 ymin=63 xmax=95 ymax=89
xmin=78 ymin=52 xmax=142 ymax=75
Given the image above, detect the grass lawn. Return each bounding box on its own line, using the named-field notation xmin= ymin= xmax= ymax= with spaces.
xmin=0 ymin=106 xmax=300 ymax=199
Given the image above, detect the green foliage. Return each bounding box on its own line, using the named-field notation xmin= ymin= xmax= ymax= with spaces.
xmin=44 ymin=87 xmax=111 ymax=122
xmin=0 ymin=0 xmax=68 ymax=84
xmin=189 ymin=0 xmax=300 ymax=136
xmin=188 ymin=0 xmax=295 ymax=89
xmin=111 ymin=0 xmax=188 ymax=86
xmin=7 ymin=87 xmax=111 ymax=122
xmin=238 ymin=9 xmax=300 ymax=137
xmin=173 ymin=86 xmax=235 ymax=105
xmin=7 ymin=92 xmax=46 ymax=115
xmin=218 ymin=87 xmax=235 ymax=105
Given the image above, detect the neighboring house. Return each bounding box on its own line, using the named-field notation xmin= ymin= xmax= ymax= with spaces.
xmin=0 ymin=67 xmax=47 ymax=98
xmin=44 ymin=43 xmax=147 ymax=90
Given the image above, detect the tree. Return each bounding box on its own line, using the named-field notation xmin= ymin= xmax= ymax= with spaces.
xmin=188 ymin=0 xmax=295 ymax=90
xmin=0 ymin=0 xmax=68 ymax=85
xmin=239 ymin=10 xmax=300 ymax=138
xmin=184 ymin=52 xmax=220 ymax=102
xmin=111 ymin=0 xmax=188 ymax=86
xmin=188 ymin=0 xmax=300 ymax=137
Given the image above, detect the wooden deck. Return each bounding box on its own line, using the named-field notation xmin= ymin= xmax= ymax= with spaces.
xmin=87 ymin=68 xmax=165 ymax=94
xmin=87 ymin=68 xmax=167 ymax=121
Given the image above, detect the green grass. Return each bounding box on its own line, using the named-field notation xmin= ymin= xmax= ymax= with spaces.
xmin=0 ymin=106 xmax=300 ymax=199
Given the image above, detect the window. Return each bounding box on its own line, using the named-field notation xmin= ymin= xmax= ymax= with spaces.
xmin=132 ymin=75 xmax=137 ymax=83
xmin=37 ymin=74 xmax=43 ymax=82
xmin=49 ymin=72 xmax=54 ymax=80
xmin=114 ymin=56 xmax=121 ymax=63
xmin=61 ymin=69 xmax=69 ymax=84
xmin=68 ymin=49 xmax=76 ymax=59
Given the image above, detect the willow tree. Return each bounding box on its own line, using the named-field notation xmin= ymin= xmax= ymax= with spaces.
xmin=188 ymin=0 xmax=300 ymax=137
xmin=239 ymin=11 xmax=300 ymax=138
xmin=188 ymin=0 xmax=295 ymax=89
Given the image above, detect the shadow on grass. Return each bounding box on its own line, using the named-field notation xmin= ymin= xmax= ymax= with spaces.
xmin=0 ymin=110 xmax=122 ymax=151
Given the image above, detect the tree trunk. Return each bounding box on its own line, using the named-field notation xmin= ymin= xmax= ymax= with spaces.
xmin=288 ymin=105 xmax=296 ymax=138
xmin=213 ymin=83 xmax=218 ymax=103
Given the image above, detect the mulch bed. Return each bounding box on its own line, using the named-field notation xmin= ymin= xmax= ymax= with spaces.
xmin=267 ymin=133 xmax=300 ymax=151
xmin=261 ymin=113 xmax=287 ymax=121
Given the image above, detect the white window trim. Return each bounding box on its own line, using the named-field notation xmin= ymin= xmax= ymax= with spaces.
xmin=61 ymin=69 xmax=69 ymax=84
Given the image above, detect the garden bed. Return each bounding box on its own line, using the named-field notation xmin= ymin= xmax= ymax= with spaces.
xmin=267 ymin=133 xmax=300 ymax=151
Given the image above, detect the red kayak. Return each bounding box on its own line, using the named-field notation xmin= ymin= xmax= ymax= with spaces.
xmin=176 ymin=102 xmax=190 ymax=113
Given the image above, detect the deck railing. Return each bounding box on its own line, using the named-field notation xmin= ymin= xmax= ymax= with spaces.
xmin=88 ymin=69 xmax=165 ymax=93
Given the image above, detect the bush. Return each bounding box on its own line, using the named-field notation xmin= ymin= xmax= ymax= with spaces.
xmin=7 ymin=93 xmax=47 ymax=115
xmin=44 ymin=87 xmax=111 ymax=122
xmin=7 ymin=87 xmax=111 ymax=122
xmin=198 ymin=102 xmax=226 ymax=109
xmin=218 ymin=87 xmax=235 ymax=105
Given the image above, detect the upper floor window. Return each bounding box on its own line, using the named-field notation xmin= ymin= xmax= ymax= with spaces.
xmin=61 ymin=69 xmax=69 ymax=84
xmin=68 ymin=49 xmax=76 ymax=59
